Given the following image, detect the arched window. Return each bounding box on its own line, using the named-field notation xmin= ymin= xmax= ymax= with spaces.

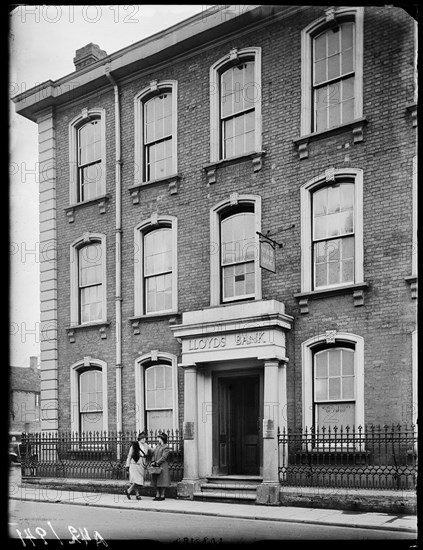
xmin=79 ymin=367 xmax=103 ymax=433
xmin=300 ymin=7 xmax=363 ymax=136
xmin=70 ymin=233 xmax=107 ymax=325
xmin=134 ymin=216 xmax=177 ymax=316
xmin=302 ymin=332 xmax=364 ymax=431
xmin=220 ymin=205 xmax=256 ymax=301
xmin=210 ymin=48 xmax=261 ymax=162
xmin=134 ymin=352 xmax=179 ymax=433
xmin=134 ymin=81 xmax=177 ymax=185
xmin=145 ymin=364 xmax=173 ymax=431
xmin=210 ymin=195 xmax=261 ymax=306
xmin=70 ymin=359 xmax=108 ymax=434
xmin=300 ymin=169 xmax=363 ymax=293
xmin=69 ymin=109 xmax=106 ymax=204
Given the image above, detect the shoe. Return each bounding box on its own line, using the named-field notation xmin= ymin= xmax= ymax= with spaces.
xmin=158 ymin=497 xmax=165 ymax=501
xmin=136 ymin=496 xmax=141 ymax=500
xmin=125 ymin=489 xmax=131 ymax=500
xmin=153 ymin=497 xmax=160 ymax=501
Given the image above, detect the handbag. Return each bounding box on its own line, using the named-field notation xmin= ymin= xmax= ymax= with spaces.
xmin=149 ymin=465 xmax=162 ymax=475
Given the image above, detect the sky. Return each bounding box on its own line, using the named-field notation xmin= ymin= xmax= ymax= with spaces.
xmin=9 ymin=5 xmax=207 ymax=367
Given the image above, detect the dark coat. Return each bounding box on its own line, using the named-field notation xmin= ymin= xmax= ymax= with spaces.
xmin=151 ymin=443 xmax=170 ymax=487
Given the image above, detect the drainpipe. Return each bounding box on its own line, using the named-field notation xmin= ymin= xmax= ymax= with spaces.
xmin=105 ymin=67 xmax=123 ymax=455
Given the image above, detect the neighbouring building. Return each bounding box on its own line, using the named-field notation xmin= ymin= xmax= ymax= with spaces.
xmin=13 ymin=5 xmax=417 ymax=503
xmin=10 ymin=356 xmax=41 ymax=434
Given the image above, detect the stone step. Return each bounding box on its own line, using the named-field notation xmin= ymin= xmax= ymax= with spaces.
xmin=193 ymin=491 xmax=256 ymax=501
xmin=200 ymin=482 xmax=258 ymax=491
xmin=206 ymin=476 xmax=262 ymax=485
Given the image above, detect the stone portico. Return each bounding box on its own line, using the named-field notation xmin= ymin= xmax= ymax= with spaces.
xmin=171 ymin=300 xmax=293 ymax=504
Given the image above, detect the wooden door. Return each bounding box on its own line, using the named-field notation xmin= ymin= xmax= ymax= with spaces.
xmin=218 ymin=375 xmax=260 ymax=475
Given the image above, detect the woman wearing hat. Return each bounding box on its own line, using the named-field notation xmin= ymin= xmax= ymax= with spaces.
xmin=150 ymin=432 xmax=170 ymax=501
xmin=125 ymin=432 xmax=150 ymax=500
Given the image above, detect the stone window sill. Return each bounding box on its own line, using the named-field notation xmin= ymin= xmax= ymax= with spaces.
xmin=405 ymin=275 xmax=417 ymax=299
xmin=64 ymin=194 xmax=110 ymax=223
xmin=129 ymin=174 xmax=181 ymax=203
xmin=203 ymin=150 xmax=266 ymax=184
xmin=66 ymin=321 xmax=110 ymax=343
xmin=294 ymin=282 xmax=369 ymax=314
xmin=130 ymin=312 xmax=180 ymax=334
xmin=293 ymin=118 xmax=368 ymax=160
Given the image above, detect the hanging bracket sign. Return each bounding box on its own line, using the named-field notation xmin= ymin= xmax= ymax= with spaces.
xmin=257 ymin=232 xmax=282 ymax=273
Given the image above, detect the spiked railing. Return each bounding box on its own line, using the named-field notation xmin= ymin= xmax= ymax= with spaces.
xmin=278 ymin=424 xmax=417 ymax=490
xmin=20 ymin=429 xmax=183 ymax=482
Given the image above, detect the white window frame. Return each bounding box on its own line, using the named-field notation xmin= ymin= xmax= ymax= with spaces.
xmin=300 ymin=7 xmax=364 ymax=136
xmin=134 ymin=81 xmax=178 ymax=185
xmin=134 ymin=352 xmax=179 ymax=433
xmin=134 ymin=215 xmax=178 ymax=316
xmin=70 ymin=233 xmax=107 ymax=325
xmin=210 ymin=194 xmax=262 ymax=306
xmin=69 ymin=108 xmax=106 ymax=204
xmin=70 ymin=358 xmax=108 ymax=435
xmin=300 ymin=168 xmax=363 ymax=293
xmin=302 ymin=332 xmax=364 ymax=435
xmin=210 ymin=47 xmax=262 ymax=163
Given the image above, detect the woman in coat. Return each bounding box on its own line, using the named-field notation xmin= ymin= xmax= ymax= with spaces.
xmin=151 ymin=432 xmax=171 ymax=501
xmin=125 ymin=432 xmax=150 ymax=500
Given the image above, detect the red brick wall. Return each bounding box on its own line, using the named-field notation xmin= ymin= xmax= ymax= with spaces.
xmin=53 ymin=6 xmax=416 ymax=432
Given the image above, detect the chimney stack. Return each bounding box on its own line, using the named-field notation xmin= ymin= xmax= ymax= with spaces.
xmin=73 ymin=43 xmax=107 ymax=71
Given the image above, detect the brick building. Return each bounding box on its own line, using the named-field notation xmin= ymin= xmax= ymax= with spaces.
xmin=10 ymin=356 xmax=41 ymax=434
xmin=13 ymin=5 xmax=417 ymax=502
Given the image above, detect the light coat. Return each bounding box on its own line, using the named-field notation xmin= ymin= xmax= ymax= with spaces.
xmin=125 ymin=442 xmax=150 ymax=485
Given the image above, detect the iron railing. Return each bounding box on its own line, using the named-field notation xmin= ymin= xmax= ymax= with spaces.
xmin=20 ymin=430 xmax=184 ymax=483
xmin=278 ymin=424 xmax=417 ymax=490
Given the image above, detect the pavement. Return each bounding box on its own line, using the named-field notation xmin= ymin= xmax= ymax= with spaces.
xmin=9 ymin=473 xmax=417 ymax=535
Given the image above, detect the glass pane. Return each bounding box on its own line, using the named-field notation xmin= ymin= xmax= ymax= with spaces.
xmin=315 ymin=379 xmax=328 ymax=401
xmin=328 ymin=54 xmax=340 ymax=80
xmin=327 ymin=28 xmax=340 ymax=55
xmin=326 ymin=213 xmax=340 ymax=237
xmin=156 ymin=366 xmax=164 ymax=389
xmin=342 ymin=77 xmax=354 ymax=101
xmin=342 ymin=50 xmax=354 ymax=75
xmin=342 ymin=258 xmax=354 ymax=283
xmin=156 ymin=389 xmax=164 ymax=408
xmin=342 ymin=377 xmax=354 ymax=399
xmin=224 ymin=119 xmax=234 ymax=139
xmin=342 ymin=98 xmax=354 ymax=123
xmin=342 ymin=23 xmax=354 ymax=50
xmin=146 ymin=389 xmax=155 ymax=409
xmin=340 ymin=183 xmax=354 ymax=210
xmin=329 ymin=103 xmax=340 ymax=128
xmin=314 ymin=33 xmax=326 ymax=60
xmin=314 ymin=216 xmax=326 ymax=240
xmin=245 ymin=130 xmax=255 ymax=154
xmin=316 ymin=106 xmax=327 ymax=132
xmin=81 ymin=412 xmax=103 ymax=434
xmin=327 ymin=239 xmax=340 ymax=262
xmin=314 ymin=241 xmax=326 ymax=264
xmin=342 ymin=235 xmax=355 ymax=258
xmin=313 ymin=188 xmax=327 ymax=216
xmin=327 ymin=186 xmax=340 ymax=213
xmin=233 ymin=135 xmax=243 ymax=157
xmin=315 ymin=352 xmax=327 ymax=378
xmin=328 ymin=260 xmax=340 ymax=284
xmin=245 ymin=271 xmax=255 ymax=294
xmin=315 ymin=262 xmax=327 ymax=288
xmin=314 ymin=59 xmax=326 ymax=85
xmin=339 ymin=210 xmax=353 ymax=234
xmin=329 ymin=378 xmax=341 ymax=400
xmin=164 ymin=389 xmax=173 ymax=408
xmin=328 ymin=351 xmax=341 ymax=377
xmin=342 ymin=350 xmax=355 ymax=376
xmin=165 ymin=366 xmax=172 ymax=388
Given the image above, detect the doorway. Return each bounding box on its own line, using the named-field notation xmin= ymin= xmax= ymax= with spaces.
xmin=215 ymin=373 xmax=261 ymax=475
